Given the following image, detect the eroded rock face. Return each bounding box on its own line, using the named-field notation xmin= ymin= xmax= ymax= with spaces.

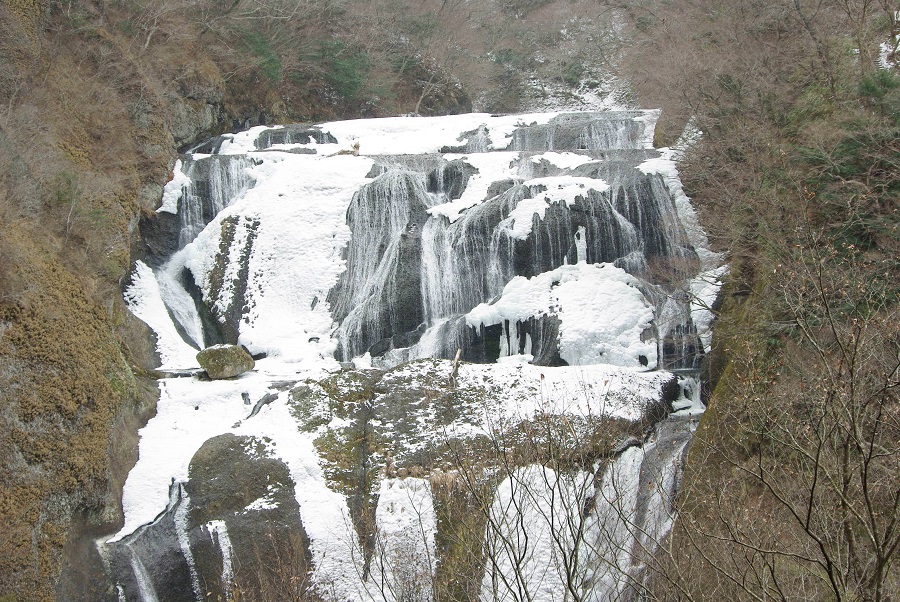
xmin=186 ymin=434 xmax=314 ymax=602
xmin=100 ymin=434 xmax=313 ymax=602
xmin=196 ymin=344 xmax=254 ymax=379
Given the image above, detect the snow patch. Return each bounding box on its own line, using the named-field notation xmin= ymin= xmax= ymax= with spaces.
xmin=427 ymin=152 xmax=519 ymax=222
xmin=158 ymin=159 xmax=191 ymax=214
xmin=467 ymin=263 xmax=656 ymax=368
xmin=320 ymin=113 xmax=561 ymax=156
xmin=530 ymin=151 xmax=598 ymax=170
xmin=690 ymin=265 xmax=728 ymax=353
xmin=368 ymin=478 xmax=437 ymax=601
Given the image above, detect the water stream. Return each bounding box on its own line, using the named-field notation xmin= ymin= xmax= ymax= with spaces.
xmin=105 ymin=111 xmax=722 ymax=601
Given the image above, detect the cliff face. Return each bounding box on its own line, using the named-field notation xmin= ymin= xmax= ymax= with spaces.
xmin=0 ymin=4 xmax=283 ymax=599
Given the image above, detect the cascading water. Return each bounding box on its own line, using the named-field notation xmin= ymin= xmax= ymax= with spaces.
xmin=103 ymin=482 xmax=199 ymax=602
xmin=125 ymin=544 xmax=160 ymax=602
xmin=106 ymin=111 xmax=724 ymax=602
xmin=329 ymin=169 xmax=436 ymax=359
xmin=323 ymin=113 xmax=704 ymax=369
xmin=478 ymin=379 xmax=700 ymax=602
xmin=207 ymin=521 xmax=234 ymax=600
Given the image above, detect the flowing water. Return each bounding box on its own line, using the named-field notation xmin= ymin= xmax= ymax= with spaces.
xmin=99 ymin=111 xmax=722 ymax=601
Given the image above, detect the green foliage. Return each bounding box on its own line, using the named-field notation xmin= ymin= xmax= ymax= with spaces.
xmin=715 ymin=73 xmax=743 ymax=100
xmin=51 ymin=171 xmax=80 ymax=208
xmin=561 ymin=60 xmax=583 ymax=87
xmin=489 ymin=46 xmax=541 ymax=73
xmin=784 ymin=85 xmax=833 ymax=129
xmin=116 ymin=19 xmax=137 ymax=35
xmin=635 ymin=15 xmax=656 ymax=32
xmin=491 ymin=48 xmax=518 ymax=65
xmin=245 ymin=31 xmax=282 ymax=82
xmin=388 ymin=51 xmax=415 ymax=76
xmin=859 ymin=68 xmax=900 ymax=97
xmin=795 ymin=102 xmax=899 ymax=258
xmin=318 ymin=40 xmax=370 ymax=101
xmin=859 ymin=69 xmax=900 ymax=123
xmin=402 ymin=12 xmax=439 ymax=39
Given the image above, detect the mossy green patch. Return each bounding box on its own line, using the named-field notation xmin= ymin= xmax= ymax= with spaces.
xmin=288 ymin=382 xmax=334 ymax=432
xmin=0 ymin=228 xmax=151 ymax=600
xmin=196 ymin=344 xmax=255 ymax=379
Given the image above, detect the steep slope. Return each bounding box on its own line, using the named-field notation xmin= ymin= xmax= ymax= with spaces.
xmin=613 ymin=2 xmax=900 ymax=599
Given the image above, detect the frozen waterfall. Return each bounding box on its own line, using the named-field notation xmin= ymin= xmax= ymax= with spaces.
xmin=110 ymin=111 xmax=723 ymax=602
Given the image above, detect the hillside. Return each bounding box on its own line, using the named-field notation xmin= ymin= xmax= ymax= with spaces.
xmin=614 ymin=1 xmax=899 ymax=599
xmin=0 ymin=1 xmax=897 ymax=601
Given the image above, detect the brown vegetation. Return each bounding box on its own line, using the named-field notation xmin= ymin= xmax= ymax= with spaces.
xmin=606 ymin=1 xmax=900 ymax=600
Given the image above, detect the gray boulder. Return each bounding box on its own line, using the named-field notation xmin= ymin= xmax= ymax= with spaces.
xmin=196 ymin=344 xmax=254 ymax=379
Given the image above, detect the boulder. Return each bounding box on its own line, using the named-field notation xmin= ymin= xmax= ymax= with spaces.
xmin=196 ymin=344 xmax=255 ymax=379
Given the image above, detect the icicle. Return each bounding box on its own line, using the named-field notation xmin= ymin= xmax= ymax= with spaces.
xmin=126 ymin=543 xmax=160 ymax=602
xmin=575 ymin=225 xmax=587 ymax=263
xmin=177 ymin=156 xmax=255 ymax=249
xmin=173 ymin=484 xmax=203 ymax=602
xmin=332 ymin=169 xmax=434 ymax=359
xmin=208 ymin=520 xmax=234 ymax=598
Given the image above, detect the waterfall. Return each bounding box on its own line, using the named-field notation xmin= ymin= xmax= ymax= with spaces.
xmin=324 ymin=113 xmax=703 ymax=367
xmin=253 ymin=124 xmax=338 ymax=150
xmin=138 ymin=111 xmax=708 ymax=369
xmin=419 ymin=184 xmax=529 ymax=326
xmin=104 ymin=480 xmax=205 ymax=602
xmin=331 ymin=169 xmax=435 ymax=359
xmin=585 ymin=417 xmax=695 ymax=600
xmin=480 ymin=409 xmax=696 ymax=602
xmin=170 ymin=155 xmax=255 ymax=249
xmin=114 ymin=111 xmax=722 ymax=602
xmin=575 ymin=225 xmax=587 ymax=262
xmin=508 ymin=111 xmax=656 ymax=151
xmin=154 ymin=261 xmax=206 ymax=350
xmin=141 ymin=152 xmax=257 ymax=357
xmin=173 ymin=484 xmax=203 ymax=601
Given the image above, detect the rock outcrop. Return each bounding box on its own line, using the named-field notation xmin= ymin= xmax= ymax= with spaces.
xmin=196 ymin=345 xmax=255 ymax=379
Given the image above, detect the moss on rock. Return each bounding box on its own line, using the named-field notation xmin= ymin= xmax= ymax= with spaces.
xmin=0 ymin=228 xmax=156 ymax=601
xmin=196 ymin=344 xmax=255 ymax=379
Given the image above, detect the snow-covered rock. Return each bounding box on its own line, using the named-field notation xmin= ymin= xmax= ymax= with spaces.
xmin=109 ymin=110 xmax=722 ymax=601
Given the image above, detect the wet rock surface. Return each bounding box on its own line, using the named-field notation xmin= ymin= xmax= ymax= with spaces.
xmin=101 ymin=434 xmax=312 ymax=602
